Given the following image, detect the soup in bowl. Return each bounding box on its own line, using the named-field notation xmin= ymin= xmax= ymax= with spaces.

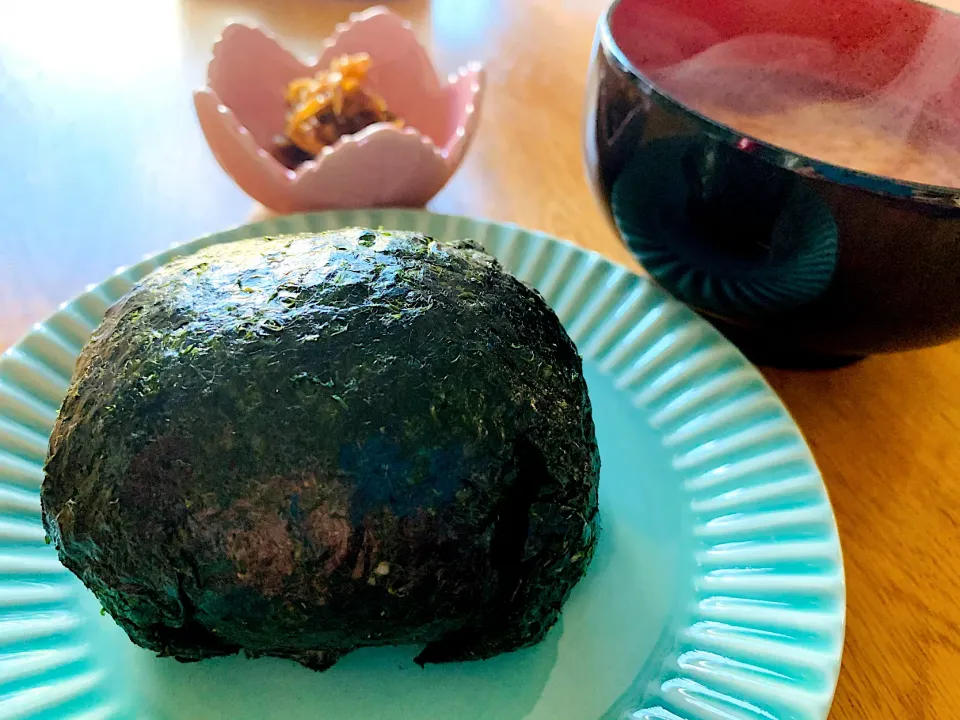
xmin=585 ymin=0 xmax=960 ymax=361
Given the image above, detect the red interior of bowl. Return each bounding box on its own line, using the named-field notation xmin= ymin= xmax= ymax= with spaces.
xmin=609 ymin=0 xmax=960 ymax=187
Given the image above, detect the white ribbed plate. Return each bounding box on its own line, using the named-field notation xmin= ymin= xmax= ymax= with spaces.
xmin=0 ymin=210 xmax=844 ymax=720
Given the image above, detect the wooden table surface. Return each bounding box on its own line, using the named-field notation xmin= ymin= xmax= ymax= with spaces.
xmin=2 ymin=0 xmax=960 ymax=717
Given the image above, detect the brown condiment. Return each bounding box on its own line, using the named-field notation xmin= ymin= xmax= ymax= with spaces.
xmin=272 ymin=53 xmax=403 ymax=170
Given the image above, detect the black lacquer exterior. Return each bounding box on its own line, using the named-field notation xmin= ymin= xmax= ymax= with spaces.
xmin=585 ymin=9 xmax=960 ymax=360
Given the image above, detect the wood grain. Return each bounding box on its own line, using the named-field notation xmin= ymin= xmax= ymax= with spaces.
xmin=2 ymin=1 xmax=959 ymax=717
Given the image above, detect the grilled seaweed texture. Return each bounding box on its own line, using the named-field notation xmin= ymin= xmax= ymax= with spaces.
xmin=42 ymin=228 xmax=600 ymax=670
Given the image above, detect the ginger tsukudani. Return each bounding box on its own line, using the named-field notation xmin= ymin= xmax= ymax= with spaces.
xmin=273 ymin=53 xmax=403 ymax=169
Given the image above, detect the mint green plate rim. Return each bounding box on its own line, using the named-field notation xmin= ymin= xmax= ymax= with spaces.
xmin=0 ymin=209 xmax=845 ymax=720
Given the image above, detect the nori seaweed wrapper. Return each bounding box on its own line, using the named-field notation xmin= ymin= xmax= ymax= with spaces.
xmin=42 ymin=228 xmax=600 ymax=670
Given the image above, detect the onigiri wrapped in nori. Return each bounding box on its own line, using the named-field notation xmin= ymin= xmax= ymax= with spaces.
xmin=42 ymin=228 xmax=600 ymax=670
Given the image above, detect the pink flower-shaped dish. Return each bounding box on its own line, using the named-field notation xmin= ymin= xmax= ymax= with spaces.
xmin=194 ymin=6 xmax=485 ymax=214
